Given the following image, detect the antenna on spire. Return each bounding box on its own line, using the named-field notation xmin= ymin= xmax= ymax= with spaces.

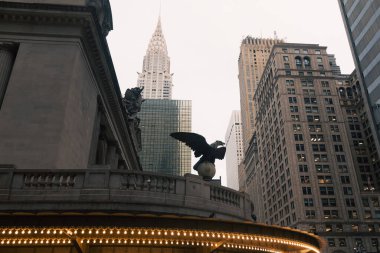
xmin=159 ymin=0 xmax=162 ymax=18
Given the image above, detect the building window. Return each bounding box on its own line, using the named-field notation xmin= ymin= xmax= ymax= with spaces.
xmin=294 ymin=134 xmax=303 ymax=141
xmin=365 ymin=210 xmax=372 ymax=219
xmin=293 ymin=124 xmax=301 ymax=131
xmin=291 ymin=115 xmax=300 ymax=121
xmin=348 ymin=210 xmax=358 ymax=219
xmin=305 ymin=210 xmax=315 ymax=218
xmin=316 ymin=164 xmax=330 ymax=173
xmin=328 ymin=238 xmax=335 ymax=247
xmin=322 ymin=89 xmax=331 ymax=95
xmin=308 ymin=124 xmax=322 ymax=132
xmin=314 ymin=154 xmax=328 ymax=162
xmin=332 ymin=135 xmax=341 ymax=142
xmin=321 ymin=80 xmax=329 ymax=87
xmin=301 ymin=175 xmax=310 ymax=183
xmin=318 ymin=175 xmax=332 ymax=184
xmin=326 ymin=107 xmax=335 ymax=113
xmin=289 ymin=105 xmax=299 ymax=112
xmin=286 ymin=79 xmax=294 ymax=86
xmin=338 ymin=238 xmax=346 ymax=247
xmin=341 ymin=176 xmax=350 ymax=184
xmin=372 ymin=197 xmax=379 ymax=207
xmin=345 ymin=198 xmax=355 ymax=207
xmin=288 ymin=97 xmax=297 ymax=103
xmin=310 ymin=134 xmax=324 ymax=142
xmin=304 ymin=198 xmax=313 ymax=206
xmin=324 ymin=210 xmax=338 ymax=219
xmin=295 ymin=144 xmax=305 ymax=151
xmin=321 ymin=198 xmax=336 ymax=207
xmin=330 ymin=125 xmax=339 ymax=132
xmin=305 ymin=106 xmax=318 ymax=113
xmin=299 ymin=164 xmax=308 ymax=172
xmin=324 ymin=98 xmax=333 ymax=104
xmin=336 ymin=154 xmax=346 ymax=163
xmin=315 ymin=50 xmax=321 ymax=55
xmin=320 ymin=187 xmax=334 ymax=195
xmin=338 ymin=165 xmax=348 ymax=172
xmin=334 ymin=145 xmax=343 ymax=152
xmin=304 ymin=97 xmax=317 ymax=104
xmin=302 ymin=187 xmax=312 ymax=195
xmin=287 ymin=88 xmax=296 ymax=94
xmin=283 ymin=56 xmax=289 ymax=62
xmin=295 ymin=56 xmax=302 ymax=67
xmin=304 ymin=57 xmax=311 ymax=67
xmin=297 ymin=154 xmax=306 ymax=162
xmin=312 ymin=144 xmax=326 ymax=152
xmin=307 ymin=115 xmax=320 ymax=122
xmin=343 ymin=187 xmax=353 ymax=195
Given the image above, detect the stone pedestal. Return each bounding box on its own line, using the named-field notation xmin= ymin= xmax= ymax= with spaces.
xmin=197 ymin=162 xmax=216 ymax=181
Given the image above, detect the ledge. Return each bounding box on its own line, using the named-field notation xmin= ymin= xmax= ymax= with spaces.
xmin=0 ymin=168 xmax=252 ymax=222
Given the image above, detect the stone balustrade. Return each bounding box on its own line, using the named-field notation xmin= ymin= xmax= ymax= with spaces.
xmin=0 ymin=167 xmax=252 ymax=221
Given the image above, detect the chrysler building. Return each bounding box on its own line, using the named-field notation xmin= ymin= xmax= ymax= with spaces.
xmin=137 ymin=17 xmax=173 ymax=99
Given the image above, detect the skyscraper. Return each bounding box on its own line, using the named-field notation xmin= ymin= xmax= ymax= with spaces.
xmin=338 ymin=1 xmax=380 ymax=173
xmin=225 ymin=110 xmax=243 ymax=190
xmin=137 ymin=17 xmax=173 ymax=99
xmin=137 ymin=17 xmax=192 ymax=176
xmin=139 ymin=99 xmax=192 ymax=176
xmin=243 ymin=42 xmax=380 ymax=252
xmin=238 ymin=37 xmax=283 ymax=151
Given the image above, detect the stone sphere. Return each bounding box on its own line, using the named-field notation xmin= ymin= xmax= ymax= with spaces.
xmin=197 ymin=162 xmax=216 ymax=181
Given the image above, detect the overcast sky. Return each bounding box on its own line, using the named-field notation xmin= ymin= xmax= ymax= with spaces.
xmin=107 ymin=0 xmax=355 ymax=186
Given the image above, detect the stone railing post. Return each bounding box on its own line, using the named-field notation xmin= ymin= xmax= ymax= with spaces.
xmin=0 ymin=42 xmax=17 ymax=109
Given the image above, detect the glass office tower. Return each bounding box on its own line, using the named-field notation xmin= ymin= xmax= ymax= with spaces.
xmin=139 ymin=99 xmax=192 ymax=176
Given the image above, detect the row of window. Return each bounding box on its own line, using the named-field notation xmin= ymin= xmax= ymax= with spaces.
xmin=282 ymin=48 xmax=321 ymax=55
xmin=302 ymin=186 xmax=353 ymax=195
xmin=288 ymin=96 xmax=334 ymax=105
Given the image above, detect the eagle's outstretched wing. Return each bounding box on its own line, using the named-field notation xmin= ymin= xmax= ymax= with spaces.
xmin=214 ymin=147 xmax=226 ymax=160
xmin=170 ymin=132 xmax=210 ymax=157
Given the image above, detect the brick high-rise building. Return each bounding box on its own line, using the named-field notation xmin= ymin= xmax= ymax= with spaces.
xmin=244 ymin=43 xmax=380 ymax=252
xmin=238 ymin=37 xmax=283 ymax=151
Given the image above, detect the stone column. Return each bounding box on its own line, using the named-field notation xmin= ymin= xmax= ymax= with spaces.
xmin=0 ymin=42 xmax=17 ymax=108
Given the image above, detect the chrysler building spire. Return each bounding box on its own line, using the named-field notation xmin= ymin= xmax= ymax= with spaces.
xmin=137 ymin=16 xmax=173 ymax=99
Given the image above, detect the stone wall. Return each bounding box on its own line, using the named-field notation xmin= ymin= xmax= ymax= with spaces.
xmin=0 ymin=167 xmax=252 ymax=221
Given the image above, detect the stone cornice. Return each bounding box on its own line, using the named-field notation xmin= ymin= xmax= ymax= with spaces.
xmin=0 ymin=1 xmax=141 ymax=170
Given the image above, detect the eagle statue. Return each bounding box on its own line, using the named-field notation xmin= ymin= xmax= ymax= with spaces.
xmin=170 ymin=132 xmax=226 ymax=171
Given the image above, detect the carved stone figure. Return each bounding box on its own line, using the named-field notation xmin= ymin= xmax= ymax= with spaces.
xmin=123 ymin=87 xmax=145 ymax=151
xmin=170 ymin=132 xmax=226 ymax=180
xmin=123 ymin=87 xmax=145 ymax=119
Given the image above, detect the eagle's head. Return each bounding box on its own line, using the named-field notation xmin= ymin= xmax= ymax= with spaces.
xmin=210 ymin=140 xmax=225 ymax=148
